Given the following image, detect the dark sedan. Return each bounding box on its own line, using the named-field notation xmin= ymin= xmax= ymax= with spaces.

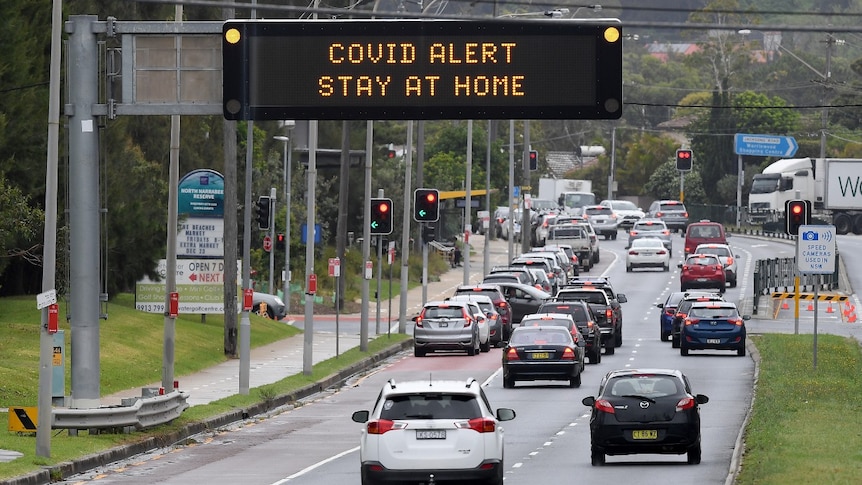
xmin=493 ymin=282 xmax=552 ymax=324
xmin=503 ymin=326 xmax=583 ymax=388
xmin=582 ymin=368 xmax=709 ymax=465
xmin=655 ymin=291 xmax=686 ymax=342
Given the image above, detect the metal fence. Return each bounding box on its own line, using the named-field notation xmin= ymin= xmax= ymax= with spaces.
xmin=752 ymin=255 xmax=840 ymax=314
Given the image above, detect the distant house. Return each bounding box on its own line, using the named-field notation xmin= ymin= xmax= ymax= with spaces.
xmin=545 ymin=147 xmax=605 ymax=178
xmin=647 ymin=42 xmax=701 ymax=61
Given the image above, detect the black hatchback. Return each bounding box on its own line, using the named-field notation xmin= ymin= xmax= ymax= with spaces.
xmin=582 ymin=369 xmax=708 ymax=465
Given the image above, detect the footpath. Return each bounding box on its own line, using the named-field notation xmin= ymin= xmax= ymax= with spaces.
xmin=2 ymin=234 xmax=510 ymax=485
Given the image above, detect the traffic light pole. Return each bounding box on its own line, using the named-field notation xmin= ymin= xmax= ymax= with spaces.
xmin=268 ymin=187 xmax=276 ymax=295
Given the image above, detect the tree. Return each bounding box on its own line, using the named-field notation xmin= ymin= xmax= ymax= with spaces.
xmin=644 ymin=160 xmax=708 ymax=204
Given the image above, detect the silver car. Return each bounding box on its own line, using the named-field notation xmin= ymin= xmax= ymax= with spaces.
xmin=694 ymin=243 xmax=740 ymax=288
xmin=413 ymin=300 xmax=481 ymax=357
xmin=627 ymin=218 xmax=673 ymax=255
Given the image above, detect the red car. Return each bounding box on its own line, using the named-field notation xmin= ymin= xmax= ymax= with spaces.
xmin=679 ymin=254 xmax=726 ymax=294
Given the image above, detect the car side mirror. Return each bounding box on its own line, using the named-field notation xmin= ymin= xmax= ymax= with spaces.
xmin=496 ymin=408 xmax=517 ymax=421
xmin=352 ymin=410 xmax=369 ymax=423
xmin=678 ymin=263 xmax=683 ymax=268
xmin=742 ymin=315 xmax=751 ymax=320
xmin=656 ymin=303 xmax=665 ymax=309
xmin=581 ymin=396 xmax=596 ymax=407
xmin=616 ymin=294 xmax=627 ymax=303
xmin=695 ymin=394 xmax=709 ymax=404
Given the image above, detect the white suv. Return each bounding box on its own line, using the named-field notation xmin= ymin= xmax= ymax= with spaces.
xmin=352 ymin=378 xmax=516 ymax=485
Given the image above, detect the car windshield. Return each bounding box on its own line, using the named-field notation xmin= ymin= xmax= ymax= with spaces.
xmin=689 ymin=306 xmax=738 ymax=319
xmin=609 ymin=377 xmax=680 ymax=397
xmin=422 ymin=306 xmax=465 ymax=319
xmin=380 ymin=394 xmax=482 ymax=420
xmin=698 ymin=246 xmax=730 ymax=257
xmin=611 ymin=200 xmax=638 ymax=210
xmin=511 ymin=329 xmax=570 ymax=345
xmin=687 ymin=256 xmax=719 ymax=266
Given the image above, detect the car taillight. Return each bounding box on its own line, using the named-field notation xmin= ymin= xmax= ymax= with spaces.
xmin=726 ymin=256 xmax=734 ymax=266
xmin=664 ymin=308 xmax=675 ymax=316
xmin=415 ymin=317 xmax=424 ymax=328
xmin=456 ymin=417 xmax=496 ymax=433
xmin=681 ymin=265 xmax=689 ymax=271
xmin=630 ymin=230 xmax=639 ymax=236
xmin=730 ymin=317 xmax=744 ymax=326
xmin=605 ymin=308 xmax=613 ymax=320
xmin=587 ymin=320 xmax=595 ymax=328
xmin=684 ymin=318 xmax=699 ymax=326
xmin=561 ymin=347 xmax=576 ymax=360
xmin=661 ymin=230 xmax=670 ymax=236
xmin=595 ymin=399 xmax=615 ymax=414
xmin=367 ymin=419 xmax=406 ymax=434
xmin=676 ymin=396 xmax=696 ymax=411
xmin=628 ymin=250 xmax=638 ymax=255
xmin=657 ymin=249 xmax=667 ymax=255
xmin=656 ymin=211 xmax=664 ymax=217
xmin=505 ymin=348 xmax=519 ymax=361
xmin=547 ymin=272 xmax=554 ymax=280
xmin=683 ymin=212 xmax=689 ymax=217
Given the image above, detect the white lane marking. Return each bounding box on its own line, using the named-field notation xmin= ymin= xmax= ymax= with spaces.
xmin=512 ymin=463 xmax=523 ymax=468
xmin=270 ymin=446 xmax=359 ymax=484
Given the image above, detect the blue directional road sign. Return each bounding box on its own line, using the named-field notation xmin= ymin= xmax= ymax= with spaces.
xmin=734 ymin=133 xmax=798 ymax=157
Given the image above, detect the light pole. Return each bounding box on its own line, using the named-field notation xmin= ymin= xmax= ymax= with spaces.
xmin=274 ymin=129 xmax=293 ymax=316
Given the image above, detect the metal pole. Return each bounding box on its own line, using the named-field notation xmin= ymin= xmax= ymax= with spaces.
xmin=736 ymin=154 xmax=743 ymax=228
xmin=508 ymin=120 xmax=515 ymax=262
xmin=360 ymin=121 xmax=373 ymax=351
xmin=37 ymin=0 xmax=63 ymax=457
xmin=274 ymin=133 xmax=293 ymax=316
xmin=268 ymin=187 xmax=276 ymax=294
xmin=813 ymin=283 xmax=819 ymax=369
xmin=608 ymin=126 xmax=616 ymax=200
xmin=820 ymin=34 xmax=833 ymax=160
xmin=521 ymin=120 xmax=531 ymax=254
xmin=67 ymin=15 xmax=102 ymax=409
xmin=464 ymin=120 xmax=473 ymax=285
xmin=484 ymin=120 xmax=492 ymax=275
xmin=303 ymin=120 xmax=318 ymax=375
xmin=399 ymin=121 xmax=414 ymax=333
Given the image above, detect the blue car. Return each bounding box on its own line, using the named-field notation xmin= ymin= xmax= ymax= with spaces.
xmin=655 ymin=291 xmax=686 ymax=342
xmin=679 ymin=301 xmax=749 ymax=356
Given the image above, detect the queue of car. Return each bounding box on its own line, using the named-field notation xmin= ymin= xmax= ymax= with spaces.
xmin=354 ymin=208 xmax=749 ymax=480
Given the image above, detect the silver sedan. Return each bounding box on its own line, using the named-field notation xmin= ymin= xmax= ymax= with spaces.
xmin=627 ymin=218 xmax=673 ymax=256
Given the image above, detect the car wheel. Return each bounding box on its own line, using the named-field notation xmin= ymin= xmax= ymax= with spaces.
xmin=663 ymin=264 xmax=669 ymax=272
xmin=680 ymin=345 xmax=689 ymax=356
xmin=719 ymin=287 xmax=726 ymax=294
xmin=570 ymin=371 xmax=581 ymax=388
xmin=481 ymin=340 xmax=491 ymax=353
xmin=626 ymin=265 xmax=632 ymax=273
xmin=467 ymin=343 xmax=478 ymax=356
xmin=503 ymin=375 xmax=515 ymax=389
xmin=615 ymin=329 xmax=622 ymax=347
xmin=591 ymin=447 xmax=606 ymax=466
xmin=414 ymin=346 xmax=426 ymax=357
xmin=687 ymin=443 xmax=702 ymax=464
xmin=671 ymin=335 xmax=680 ymax=349
xmin=738 ymin=344 xmax=747 ymax=357
xmin=612 ymin=232 xmax=617 ymax=240
xmin=604 ymin=340 xmax=615 ymax=355
xmin=730 ymin=278 xmax=737 ymax=288
xmin=661 ymin=330 xmax=670 ymax=341
xmin=589 ymin=347 xmax=601 ymax=364
xmin=680 ymin=284 xmax=688 ymax=292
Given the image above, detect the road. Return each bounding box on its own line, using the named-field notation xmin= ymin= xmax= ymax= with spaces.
xmin=59 ymin=231 xmax=854 ymax=484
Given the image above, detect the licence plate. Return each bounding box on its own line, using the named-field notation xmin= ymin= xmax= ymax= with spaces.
xmin=632 ymin=429 xmax=657 ymax=440
xmin=416 ymin=430 xmax=446 ymax=440
xmin=707 ymin=338 xmax=721 ymax=344
xmin=697 ymin=278 xmax=708 ymax=282
xmin=530 ymin=352 xmax=550 ymax=359
xmin=439 ymin=322 xmax=448 ymax=327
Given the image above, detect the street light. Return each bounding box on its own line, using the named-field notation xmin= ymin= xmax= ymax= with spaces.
xmin=571 ymin=4 xmax=602 ymax=17
xmin=274 ymin=123 xmax=294 ymax=316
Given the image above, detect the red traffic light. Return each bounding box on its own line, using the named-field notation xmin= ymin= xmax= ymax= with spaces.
xmin=677 ymin=150 xmax=691 ymax=159
xmin=378 ymin=202 xmax=389 ymax=213
xmin=790 ymin=203 xmax=803 ymax=215
xmin=425 ymin=193 xmax=436 ymax=203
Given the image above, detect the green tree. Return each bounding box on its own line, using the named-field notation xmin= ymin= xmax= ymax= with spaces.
xmin=644 ymin=160 xmax=708 ymax=204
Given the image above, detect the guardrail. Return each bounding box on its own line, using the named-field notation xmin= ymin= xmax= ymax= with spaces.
xmin=752 ymin=256 xmax=840 ymax=315
xmin=52 ymin=390 xmax=189 ymax=431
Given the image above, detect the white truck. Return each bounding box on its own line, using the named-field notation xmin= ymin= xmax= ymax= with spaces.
xmin=748 ymin=157 xmax=862 ymax=234
xmin=537 ymin=178 xmax=595 ymax=213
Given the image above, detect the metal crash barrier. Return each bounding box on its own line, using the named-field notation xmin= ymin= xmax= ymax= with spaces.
xmin=52 ymin=390 xmax=189 ymax=431
xmin=753 ymin=256 xmax=840 ymax=314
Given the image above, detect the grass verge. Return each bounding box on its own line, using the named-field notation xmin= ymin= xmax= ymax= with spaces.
xmin=737 ymin=334 xmax=862 ymax=484
xmin=0 ymin=293 xmax=409 ymax=481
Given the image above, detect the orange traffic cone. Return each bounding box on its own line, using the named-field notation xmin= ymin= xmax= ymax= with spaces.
xmin=826 ymin=302 xmax=834 ymax=313
xmin=849 ymin=311 xmax=857 ymax=323
xmin=781 ymin=300 xmax=789 ymax=310
xmin=806 ymin=301 xmax=814 ymax=311
xmin=844 ymin=301 xmax=852 ymax=316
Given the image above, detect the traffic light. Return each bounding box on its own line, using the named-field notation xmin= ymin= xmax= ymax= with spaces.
xmin=422 ymin=223 xmax=437 ymax=243
xmin=275 ymin=233 xmax=286 ymax=251
xmin=413 ymin=188 xmax=440 ymax=222
xmin=676 ymin=149 xmax=693 ymax=171
xmin=370 ymin=198 xmax=393 ymax=235
xmin=255 ymin=196 xmax=271 ymax=230
xmin=785 ymin=199 xmax=810 ymax=235
xmin=529 ymin=150 xmax=538 ymax=171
